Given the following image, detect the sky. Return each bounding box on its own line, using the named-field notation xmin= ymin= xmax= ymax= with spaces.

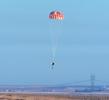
xmin=0 ymin=0 xmax=109 ymax=85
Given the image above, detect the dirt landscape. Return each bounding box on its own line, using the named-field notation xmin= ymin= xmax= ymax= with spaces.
xmin=0 ymin=93 xmax=109 ymax=100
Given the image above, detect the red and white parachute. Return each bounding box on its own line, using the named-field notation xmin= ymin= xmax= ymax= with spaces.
xmin=49 ymin=11 xmax=64 ymax=20
xmin=48 ymin=11 xmax=64 ymax=67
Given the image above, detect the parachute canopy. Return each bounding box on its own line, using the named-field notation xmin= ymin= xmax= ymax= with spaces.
xmin=49 ymin=11 xmax=64 ymax=20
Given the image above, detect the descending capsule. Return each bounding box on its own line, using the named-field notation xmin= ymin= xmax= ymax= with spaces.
xmin=49 ymin=10 xmax=64 ymax=69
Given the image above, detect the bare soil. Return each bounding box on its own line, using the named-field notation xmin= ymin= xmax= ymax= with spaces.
xmin=0 ymin=93 xmax=109 ymax=100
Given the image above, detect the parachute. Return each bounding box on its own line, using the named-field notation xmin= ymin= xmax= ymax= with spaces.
xmin=49 ymin=11 xmax=64 ymax=68
xmin=49 ymin=11 xmax=64 ymax=20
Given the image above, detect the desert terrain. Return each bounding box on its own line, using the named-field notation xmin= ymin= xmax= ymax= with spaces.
xmin=0 ymin=93 xmax=109 ymax=100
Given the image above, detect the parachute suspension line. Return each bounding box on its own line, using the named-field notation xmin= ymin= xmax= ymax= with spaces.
xmin=50 ymin=20 xmax=63 ymax=62
xmin=49 ymin=20 xmax=59 ymax=62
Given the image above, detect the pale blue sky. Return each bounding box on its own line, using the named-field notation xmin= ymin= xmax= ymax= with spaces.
xmin=0 ymin=0 xmax=109 ymax=85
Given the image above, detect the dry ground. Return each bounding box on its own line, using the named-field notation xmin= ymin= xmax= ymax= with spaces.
xmin=0 ymin=93 xmax=109 ymax=100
